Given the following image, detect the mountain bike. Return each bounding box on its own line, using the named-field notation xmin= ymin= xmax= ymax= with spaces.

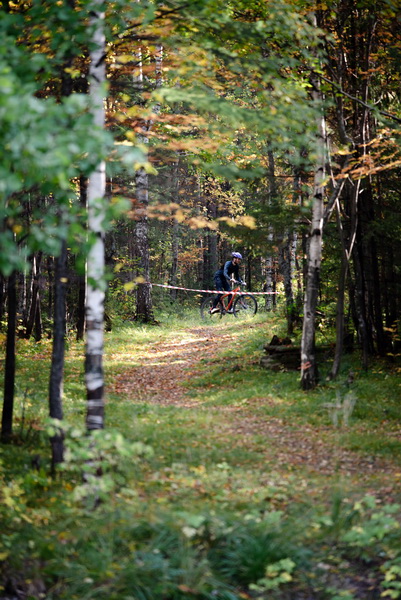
xmin=200 ymin=280 xmax=258 ymax=321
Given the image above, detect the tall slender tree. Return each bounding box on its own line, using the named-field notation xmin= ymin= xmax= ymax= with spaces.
xmin=1 ymin=271 xmax=17 ymax=442
xmin=85 ymin=0 xmax=107 ymax=431
xmin=48 ymin=240 xmax=67 ymax=468
xmin=133 ymin=41 xmax=163 ymax=322
xmin=300 ymin=40 xmax=327 ymax=390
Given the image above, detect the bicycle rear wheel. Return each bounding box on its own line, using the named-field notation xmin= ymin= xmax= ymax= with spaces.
xmin=233 ymin=293 xmax=258 ymax=319
xmin=200 ymin=296 xmax=223 ymax=320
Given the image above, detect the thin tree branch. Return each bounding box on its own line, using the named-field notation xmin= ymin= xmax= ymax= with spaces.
xmin=323 ymin=177 xmax=346 ymax=226
xmin=315 ymin=71 xmax=401 ymax=124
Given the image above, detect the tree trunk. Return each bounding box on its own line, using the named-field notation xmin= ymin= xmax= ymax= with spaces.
xmin=352 ymin=241 xmax=371 ymax=370
xmin=265 ymin=255 xmax=274 ymax=311
xmin=0 ymin=274 xmax=5 ymax=323
xmin=133 ymin=42 xmax=163 ymax=322
xmin=201 ymin=178 xmax=218 ymax=287
xmin=169 ymin=217 xmax=179 ymax=300
xmin=329 ymin=200 xmax=349 ymax=379
xmin=76 ymin=176 xmax=88 ymax=341
xmin=48 ymin=240 xmax=67 ymax=469
xmin=265 ymin=148 xmax=276 ymax=311
xmin=301 ymin=58 xmax=326 ymax=390
xmin=279 ymin=235 xmax=297 ymax=335
xmin=1 ymin=271 xmax=17 ymax=442
xmin=134 ymin=168 xmax=154 ymax=322
xmin=24 ymin=252 xmax=43 ymax=339
xmin=34 ymin=298 xmax=43 ymax=342
xmin=17 ymin=269 xmax=27 ymax=328
xmin=384 ymin=245 xmax=397 ymax=328
xmin=47 ymin=256 xmax=54 ymax=321
xmin=85 ymin=0 xmax=106 ymax=431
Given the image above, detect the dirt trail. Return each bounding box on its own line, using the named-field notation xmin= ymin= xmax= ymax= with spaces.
xmin=111 ymin=325 xmax=401 ymax=501
xmin=113 ymin=326 xmax=232 ymax=407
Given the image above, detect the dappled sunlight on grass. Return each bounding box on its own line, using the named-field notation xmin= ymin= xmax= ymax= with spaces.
xmin=2 ymin=308 xmax=401 ymax=600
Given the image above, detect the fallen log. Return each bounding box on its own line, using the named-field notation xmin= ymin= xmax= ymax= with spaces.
xmin=260 ymin=336 xmax=332 ymax=371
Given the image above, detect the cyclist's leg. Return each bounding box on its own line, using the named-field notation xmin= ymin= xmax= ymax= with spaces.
xmin=212 ymin=275 xmax=229 ymax=308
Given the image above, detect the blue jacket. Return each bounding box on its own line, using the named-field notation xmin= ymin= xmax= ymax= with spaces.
xmin=215 ymin=260 xmax=243 ymax=284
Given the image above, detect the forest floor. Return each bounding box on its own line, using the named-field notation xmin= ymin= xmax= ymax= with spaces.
xmin=3 ymin=315 xmax=401 ymax=599
xmin=109 ymin=320 xmax=401 ymax=508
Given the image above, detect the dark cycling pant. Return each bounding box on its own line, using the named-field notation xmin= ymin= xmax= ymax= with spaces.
xmin=212 ymin=274 xmax=231 ymax=308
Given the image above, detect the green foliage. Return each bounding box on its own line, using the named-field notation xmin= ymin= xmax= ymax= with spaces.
xmin=207 ymin=512 xmax=301 ymax=587
xmin=0 ymin=1 xmax=149 ymax=276
xmin=249 ymin=558 xmax=296 ymax=593
xmin=0 ymin=47 xmax=109 ymax=273
xmin=52 ymin=422 xmax=154 ymax=509
xmin=340 ymin=496 xmax=401 ymax=559
xmin=156 ymin=0 xmax=322 ymax=178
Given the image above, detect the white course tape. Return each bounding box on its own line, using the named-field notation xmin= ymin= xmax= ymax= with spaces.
xmin=143 ymin=282 xmax=279 ymax=295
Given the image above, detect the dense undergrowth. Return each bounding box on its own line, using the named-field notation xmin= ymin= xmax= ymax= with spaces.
xmin=1 ymin=306 xmax=401 ymax=599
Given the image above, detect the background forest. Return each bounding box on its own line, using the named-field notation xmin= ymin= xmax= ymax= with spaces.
xmin=1 ymin=0 xmax=401 ymax=599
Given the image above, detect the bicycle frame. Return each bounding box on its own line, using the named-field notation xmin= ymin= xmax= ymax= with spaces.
xmin=217 ymin=285 xmax=241 ymax=312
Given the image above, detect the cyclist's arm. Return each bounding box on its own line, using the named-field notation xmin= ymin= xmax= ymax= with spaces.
xmin=223 ymin=260 xmax=232 ymax=282
xmin=233 ymin=264 xmax=244 ymax=284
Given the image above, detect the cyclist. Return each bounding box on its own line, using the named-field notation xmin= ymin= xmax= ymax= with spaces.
xmin=210 ymin=251 xmax=244 ymax=313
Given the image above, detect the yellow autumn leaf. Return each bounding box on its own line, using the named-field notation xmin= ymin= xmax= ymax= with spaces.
xmin=238 ymin=215 xmax=257 ymax=229
xmin=174 ymin=209 xmax=186 ymax=223
xmin=115 ymin=55 xmax=133 ymax=64
xmin=123 ymin=282 xmax=136 ymax=292
xmin=64 ymin=67 xmax=81 ymax=79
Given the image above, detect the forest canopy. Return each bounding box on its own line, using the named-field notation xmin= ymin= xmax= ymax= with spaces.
xmin=1 ymin=0 xmax=401 ymax=424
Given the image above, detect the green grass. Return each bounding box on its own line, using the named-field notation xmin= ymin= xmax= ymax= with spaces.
xmin=1 ymin=308 xmax=401 ymax=599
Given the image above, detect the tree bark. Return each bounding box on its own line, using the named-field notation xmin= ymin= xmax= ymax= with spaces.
xmin=329 ymin=198 xmax=349 ymax=379
xmin=301 ymin=61 xmax=326 ymax=390
xmin=279 ymin=235 xmax=297 ymax=335
xmin=169 ymin=215 xmax=179 ymax=301
xmin=34 ymin=297 xmax=43 ymax=342
xmin=352 ymin=239 xmax=371 ymax=370
xmin=1 ymin=272 xmax=17 ymax=442
xmin=85 ymin=0 xmax=106 ymax=431
xmin=48 ymin=240 xmax=67 ymax=469
xmin=0 ymin=274 xmax=4 ymax=323
xmin=265 ymin=148 xmax=276 ymax=311
xmin=76 ymin=176 xmax=88 ymax=341
xmin=133 ymin=41 xmax=163 ymax=322
xmin=24 ymin=252 xmax=43 ymax=339
xmin=134 ymin=166 xmax=154 ymax=322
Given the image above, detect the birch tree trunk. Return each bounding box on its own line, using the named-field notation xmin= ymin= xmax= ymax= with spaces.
xmin=85 ymin=0 xmax=106 ymax=431
xmin=300 ymin=65 xmax=326 ymax=390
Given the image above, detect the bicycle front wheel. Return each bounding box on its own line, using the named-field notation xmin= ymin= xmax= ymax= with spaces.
xmin=200 ymin=296 xmax=223 ymax=320
xmin=233 ymin=294 xmax=258 ymax=319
